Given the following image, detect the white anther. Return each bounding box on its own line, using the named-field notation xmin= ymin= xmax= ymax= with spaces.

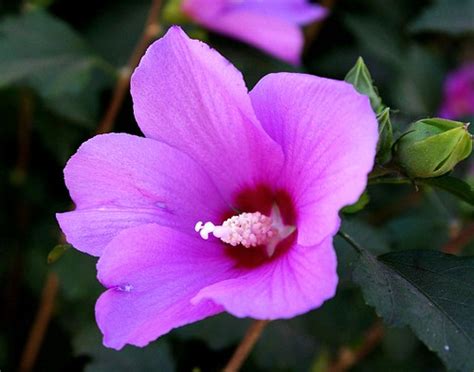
xmin=194 ymin=221 xmax=217 ymax=240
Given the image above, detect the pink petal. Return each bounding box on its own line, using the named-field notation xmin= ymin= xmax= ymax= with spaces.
xmin=131 ymin=27 xmax=283 ymax=200
xmin=198 ymin=11 xmax=304 ymax=65
xmin=96 ymin=224 xmax=234 ymax=349
xmin=183 ymin=1 xmax=327 ymax=64
xmin=225 ymin=0 xmax=328 ymax=25
xmin=192 ymin=237 xmax=338 ymax=319
xmin=57 ymin=133 xmax=226 ymax=256
xmin=249 ymin=73 xmax=378 ymax=247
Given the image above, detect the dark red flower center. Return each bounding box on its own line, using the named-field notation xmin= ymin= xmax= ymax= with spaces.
xmin=222 ymin=185 xmax=298 ymax=268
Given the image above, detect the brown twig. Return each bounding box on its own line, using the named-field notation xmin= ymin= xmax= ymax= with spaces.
xmin=18 ymin=274 xmax=59 ymax=372
xmin=15 ymin=91 xmax=33 ymax=183
xmin=223 ymin=320 xmax=269 ymax=372
xmin=3 ymin=91 xmax=33 ymax=324
xmin=304 ymin=0 xmax=337 ymax=51
xmin=96 ymin=0 xmax=162 ymax=134
xmin=17 ymin=2 xmax=163 ymax=371
xmin=442 ymin=222 xmax=474 ymax=254
xmin=329 ymin=321 xmax=385 ymax=372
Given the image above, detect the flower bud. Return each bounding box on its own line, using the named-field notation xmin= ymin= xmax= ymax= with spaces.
xmin=397 ymin=118 xmax=472 ymax=178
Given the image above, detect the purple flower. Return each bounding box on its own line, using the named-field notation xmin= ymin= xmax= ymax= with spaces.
xmin=439 ymin=63 xmax=474 ymax=120
xmin=182 ymin=0 xmax=328 ymax=65
xmin=57 ymin=27 xmax=378 ymax=349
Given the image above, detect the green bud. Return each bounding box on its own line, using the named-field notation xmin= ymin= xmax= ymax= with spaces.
xmin=397 ymin=118 xmax=472 ymax=178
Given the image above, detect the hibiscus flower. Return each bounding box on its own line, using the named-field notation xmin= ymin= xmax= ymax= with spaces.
xmin=439 ymin=63 xmax=474 ymax=120
xmin=57 ymin=26 xmax=378 ymax=349
xmin=182 ymin=0 xmax=328 ymax=64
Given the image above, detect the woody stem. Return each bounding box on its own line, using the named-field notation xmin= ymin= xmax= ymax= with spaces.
xmin=223 ymin=320 xmax=270 ymax=372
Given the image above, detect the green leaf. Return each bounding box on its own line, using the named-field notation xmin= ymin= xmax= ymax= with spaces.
xmin=419 ymin=175 xmax=474 ymax=205
xmin=391 ymin=46 xmax=444 ymax=116
xmin=0 ymin=10 xmax=114 ymax=123
xmin=336 ymin=220 xmax=390 ymax=286
xmin=25 ymin=0 xmax=56 ymax=9
xmin=84 ymin=0 xmax=150 ymax=67
xmin=304 ymin=288 xmax=376 ymax=349
xmin=176 ymin=313 xmax=250 ymax=350
xmin=52 ymin=248 xmax=102 ymax=301
xmin=178 ymin=315 xmax=318 ymax=371
xmin=344 ymin=57 xmax=383 ymax=113
xmin=254 ymin=320 xmax=318 ymax=371
xmin=343 ymin=15 xmax=404 ymax=69
xmin=74 ymin=325 xmax=175 ymax=372
xmin=342 ymin=191 xmax=370 ymax=214
xmin=410 ymin=0 xmax=474 ymax=35
xmin=353 ymin=248 xmax=474 ymax=371
xmin=47 ymin=243 xmax=70 ymax=264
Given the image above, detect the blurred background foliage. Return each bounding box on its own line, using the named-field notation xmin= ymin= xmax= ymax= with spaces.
xmin=1 ymin=0 xmax=473 ymax=371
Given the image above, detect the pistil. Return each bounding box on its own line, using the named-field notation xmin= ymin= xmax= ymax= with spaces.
xmin=195 ymin=206 xmax=295 ymax=257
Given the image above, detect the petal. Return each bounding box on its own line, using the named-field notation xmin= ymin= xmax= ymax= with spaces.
xmin=199 ymin=11 xmax=304 ymax=65
xmin=131 ymin=27 xmax=283 ymax=200
xmin=249 ymin=73 xmax=378 ymax=246
xmin=182 ymin=1 xmax=303 ymax=65
xmin=192 ymin=237 xmax=338 ymax=319
xmin=225 ymin=0 xmax=328 ymax=25
xmin=57 ymin=133 xmax=227 ymax=256
xmin=96 ymin=224 xmax=234 ymax=349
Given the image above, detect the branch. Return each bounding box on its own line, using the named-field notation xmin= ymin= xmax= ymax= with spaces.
xmin=442 ymin=222 xmax=474 ymax=254
xmin=14 ymin=90 xmax=33 ymax=184
xmin=3 ymin=91 xmax=33 ymax=338
xmin=96 ymin=0 xmax=162 ymax=134
xmin=304 ymin=0 xmax=337 ymax=51
xmin=329 ymin=321 xmax=385 ymax=372
xmin=223 ymin=320 xmax=269 ymax=372
xmin=18 ymin=274 xmax=59 ymax=372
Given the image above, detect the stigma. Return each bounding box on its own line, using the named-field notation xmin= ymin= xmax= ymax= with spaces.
xmin=195 ymin=206 xmax=295 ymax=257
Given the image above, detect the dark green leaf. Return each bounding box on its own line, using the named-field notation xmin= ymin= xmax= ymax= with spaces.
xmin=176 ymin=313 xmax=249 ymax=350
xmin=385 ymin=214 xmax=449 ymax=252
xmin=74 ymin=325 xmax=175 ymax=372
xmin=84 ymin=0 xmax=150 ymax=67
xmin=391 ymin=46 xmax=444 ymax=116
xmin=52 ymin=248 xmax=101 ymax=301
xmin=25 ymin=0 xmax=55 ymax=9
xmin=304 ymin=288 xmax=376 ymax=348
xmin=0 ymin=10 xmax=115 ymax=123
xmin=336 ymin=219 xmax=390 ymax=286
xmin=254 ymin=320 xmax=318 ymax=371
xmin=343 ymin=15 xmax=404 ymax=68
xmin=419 ymin=175 xmax=474 ymax=206
xmin=354 ymin=248 xmax=474 ymax=371
xmin=410 ymin=0 xmax=474 ymax=35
